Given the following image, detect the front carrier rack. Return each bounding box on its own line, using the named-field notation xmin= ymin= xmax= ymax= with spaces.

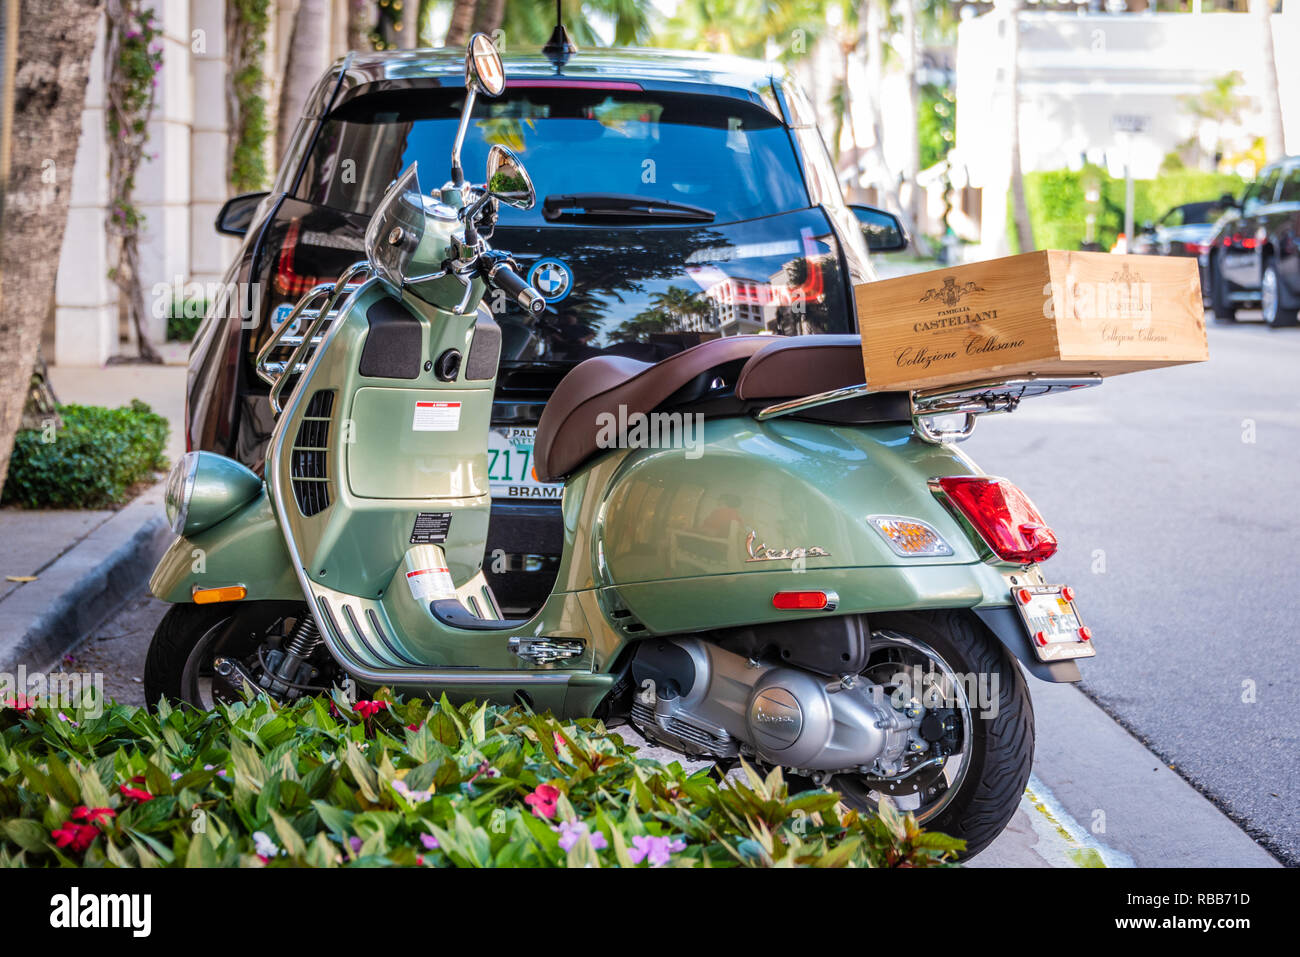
xmin=255 ymin=260 xmax=372 ymax=416
xmin=757 ymin=373 xmax=1102 ymax=443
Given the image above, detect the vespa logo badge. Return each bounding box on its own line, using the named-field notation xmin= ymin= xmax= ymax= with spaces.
xmin=744 ymin=530 xmax=830 ymax=563
xmin=918 ymin=275 xmax=985 ymax=307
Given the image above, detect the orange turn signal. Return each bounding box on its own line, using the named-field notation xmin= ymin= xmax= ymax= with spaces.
xmin=192 ymin=584 xmax=247 ymax=604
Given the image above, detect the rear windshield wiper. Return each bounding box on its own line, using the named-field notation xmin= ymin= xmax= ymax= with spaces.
xmin=542 ymin=193 xmax=715 ymax=224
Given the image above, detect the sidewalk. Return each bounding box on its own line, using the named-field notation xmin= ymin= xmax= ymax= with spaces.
xmin=0 ymin=362 xmax=187 ymax=664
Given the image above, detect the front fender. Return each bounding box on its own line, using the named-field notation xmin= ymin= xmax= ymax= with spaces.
xmin=149 ymin=489 xmax=302 ymax=603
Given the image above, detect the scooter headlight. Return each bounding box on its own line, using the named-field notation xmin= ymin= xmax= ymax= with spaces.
xmin=164 ymin=452 xmax=201 ymax=536
xmin=163 ymin=452 xmax=263 ymax=538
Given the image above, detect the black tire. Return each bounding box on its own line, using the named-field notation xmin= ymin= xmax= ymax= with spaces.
xmin=832 ymin=610 xmax=1034 ymax=860
xmin=1262 ymin=261 xmax=1298 ymax=328
xmin=143 ymin=603 xmax=237 ymax=711
xmin=1210 ymin=254 xmax=1238 ymax=323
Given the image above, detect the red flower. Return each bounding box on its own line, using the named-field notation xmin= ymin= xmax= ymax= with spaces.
xmin=71 ymin=806 xmax=116 ymax=825
xmin=119 ymin=784 xmax=154 ymax=802
xmin=2 ymin=694 xmax=36 ymax=714
xmin=354 ymin=700 xmax=388 ymax=719
xmin=51 ymin=823 xmax=98 ymax=852
xmin=525 ymin=783 xmax=560 ymax=819
xmin=406 ymin=723 xmax=420 ymax=732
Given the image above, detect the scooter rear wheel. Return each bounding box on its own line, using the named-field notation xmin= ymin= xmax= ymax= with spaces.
xmin=829 ymin=609 xmax=1034 ymax=861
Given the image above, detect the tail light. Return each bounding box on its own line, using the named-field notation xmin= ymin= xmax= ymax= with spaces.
xmin=933 ymin=476 xmax=1058 ymax=564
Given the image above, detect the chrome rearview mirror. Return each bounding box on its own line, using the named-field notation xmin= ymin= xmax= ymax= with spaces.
xmin=450 ymin=33 xmax=505 ymax=187
xmin=485 ymin=145 xmax=535 ymax=210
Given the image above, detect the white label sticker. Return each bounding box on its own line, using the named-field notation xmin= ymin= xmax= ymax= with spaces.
xmin=405 ymin=565 xmax=456 ymax=602
xmin=412 ymin=401 xmax=462 ymax=432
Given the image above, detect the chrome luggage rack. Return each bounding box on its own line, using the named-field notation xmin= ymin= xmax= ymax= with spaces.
xmin=756 ymin=373 xmax=1102 ymax=444
xmin=255 ymin=260 xmax=372 ymax=415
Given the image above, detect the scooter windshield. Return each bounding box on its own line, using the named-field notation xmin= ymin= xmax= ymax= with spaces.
xmin=364 ymin=164 xmax=426 ymax=289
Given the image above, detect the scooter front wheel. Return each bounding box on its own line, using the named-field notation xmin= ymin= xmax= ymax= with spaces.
xmin=143 ymin=601 xmax=337 ymax=711
xmin=829 ymin=610 xmax=1034 ymax=860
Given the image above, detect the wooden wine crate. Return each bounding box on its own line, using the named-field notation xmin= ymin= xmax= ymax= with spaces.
xmin=854 ymin=250 xmax=1208 ymax=392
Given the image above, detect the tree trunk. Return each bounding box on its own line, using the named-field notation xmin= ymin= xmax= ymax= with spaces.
xmin=399 ymin=0 xmax=418 ymax=48
xmin=1253 ymin=0 xmax=1286 ymax=160
xmin=345 ymin=0 xmax=371 ymax=51
xmin=276 ymin=0 xmax=329 ymax=162
xmin=445 ymin=0 xmax=477 ymax=47
xmin=900 ymin=0 xmax=920 ymax=233
xmin=472 ymin=0 xmax=505 ymax=39
xmin=0 ymin=0 xmax=104 ymax=493
xmin=1004 ymin=0 xmax=1033 ymax=253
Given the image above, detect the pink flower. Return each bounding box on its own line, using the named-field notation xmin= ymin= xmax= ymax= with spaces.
xmin=2 ymin=694 xmax=36 ymax=714
xmin=71 ymin=806 xmax=116 ymax=826
xmin=348 ymin=836 xmax=363 ymax=854
xmin=524 ymin=783 xmax=560 ymax=819
xmin=119 ymin=784 xmax=154 ymax=802
xmin=353 ymin=700 xmax=387 ymax=719
xmin=52 ymin=823 xmax=98 ymax=852
xmin=420 ymin=833 xmax=440 ymax=850
xmin=57 ymin=711 xmax=78 ymax=727
xmin=628 ymin=834 xmax=686 ymax=867
xmin=555 ymin=819 xmax=607 ymax=852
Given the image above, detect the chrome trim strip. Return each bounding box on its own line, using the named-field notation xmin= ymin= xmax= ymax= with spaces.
xmin=755 ymin=383 xmax=873 ymax=421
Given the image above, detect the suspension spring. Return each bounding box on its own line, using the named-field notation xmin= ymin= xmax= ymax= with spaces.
xmin=283 ymin=616 xmax=321 ymax=660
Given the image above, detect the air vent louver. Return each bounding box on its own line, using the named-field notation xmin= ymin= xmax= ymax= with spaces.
xmin=291 ymin=390 xmax=334 ymax=516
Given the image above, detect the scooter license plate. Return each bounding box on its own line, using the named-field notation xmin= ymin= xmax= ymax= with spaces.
xmin=488 ymin=427 xmax=563 ymax=501
xmin=1013 ymin=585 xmax=1097 ymax=662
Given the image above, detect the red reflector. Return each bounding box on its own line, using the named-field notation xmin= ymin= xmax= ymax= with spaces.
xmin=1016 ymin=588 xmax=1033 ymax=605
xmin=1078 ymin=626 xmax=1092 ymax=642
xmin=935 ymin=476 xmax=1059 ymax=564
xmin=772 ymin=591 xmax=828 ymax=610
xmin=1034 ymin=630 xmax=1049 ymax=647
xmin=1061 ymin=586 xmax=1075 ymax=602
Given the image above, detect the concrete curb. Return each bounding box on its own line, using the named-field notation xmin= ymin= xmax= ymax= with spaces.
xmin=0 ymin=483 xmax=171 ymax=673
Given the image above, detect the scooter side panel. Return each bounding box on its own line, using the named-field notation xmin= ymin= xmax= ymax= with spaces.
xmin=149 ymin=490 xmax=302 ymax=602
xmin=594 ymin=417 xmax=984 ymax=586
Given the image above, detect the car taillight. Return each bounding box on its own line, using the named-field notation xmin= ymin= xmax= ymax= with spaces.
xmin=1185 ymin=241 xmax=1207 ymax=255
xmin=934 ymin=476 xmax=1058 ymax=564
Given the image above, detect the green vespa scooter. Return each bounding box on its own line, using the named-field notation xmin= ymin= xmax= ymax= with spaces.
xmin=145 ymin=35 xmax=1099 ymax=856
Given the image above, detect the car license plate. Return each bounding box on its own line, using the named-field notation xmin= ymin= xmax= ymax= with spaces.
xmin=488 ymin=427 xmax=563 ymax=501
xmin=1013 ymin=585 xmax=1096 ymax=662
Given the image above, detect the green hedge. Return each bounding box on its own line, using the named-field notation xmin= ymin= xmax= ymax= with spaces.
xmin=1014 ymin=166 xmax=1246 ymax=253
xmin=1 ymin=400 xmax=169 ymax=509
xmin=0 ymin=693 xmax=962 ymax=868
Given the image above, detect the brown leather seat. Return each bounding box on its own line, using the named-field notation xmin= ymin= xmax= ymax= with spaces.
xmin=533 ymin=335 xmax=774 ymax=482
xmin=735 ymin=334 xmax=866 ymax=400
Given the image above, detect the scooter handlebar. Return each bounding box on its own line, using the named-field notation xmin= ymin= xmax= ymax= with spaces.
xmin=486 ymin=259 xmax=546 ymax=316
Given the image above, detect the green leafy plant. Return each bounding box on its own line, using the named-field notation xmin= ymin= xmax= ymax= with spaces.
xmin=1 ymin=401 xmax=170 ymax=509
xmin=1013 ymin=165 xmax=1246 ymax=253
xmin=228 ymin=0 xmax=272 ymax=193
xmin=0 ymin=693 xmax=963 ymax=868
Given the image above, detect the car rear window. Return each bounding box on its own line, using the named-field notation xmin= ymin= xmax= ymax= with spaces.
xmin=294 ymin=87 xmax=809 ymax=226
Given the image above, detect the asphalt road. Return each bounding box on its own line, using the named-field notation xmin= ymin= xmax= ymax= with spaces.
xmin=960 ymin=310 xmax=1299 ymax=865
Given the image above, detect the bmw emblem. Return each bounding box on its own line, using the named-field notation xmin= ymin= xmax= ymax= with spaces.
xmin=526 ymin=257 xmax=574 ymax=304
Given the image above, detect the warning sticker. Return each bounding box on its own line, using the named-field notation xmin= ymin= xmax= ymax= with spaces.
xmin=412 ymin=401 xmax=461 ymax=432
xmin=405 ymin=565 xmax=456 ymax=602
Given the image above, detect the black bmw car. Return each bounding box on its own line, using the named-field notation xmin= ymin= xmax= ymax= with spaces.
xmin=188 ymin=45 xmax=901 ymax=613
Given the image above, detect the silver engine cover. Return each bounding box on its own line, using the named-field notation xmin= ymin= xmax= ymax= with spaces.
xmin=630 ymin=637 xmax=906 ymax=772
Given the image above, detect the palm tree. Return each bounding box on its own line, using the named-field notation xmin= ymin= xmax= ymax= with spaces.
xmin=1252 ymin=0 xmax=1286 ymax=160
xmin=1001 ymin=0 xmax=1032 ymax=253
xmin=0 ymin=0 xmax=104 ymax=492
xmin=277 ymin=0 xmax=331 ymax=159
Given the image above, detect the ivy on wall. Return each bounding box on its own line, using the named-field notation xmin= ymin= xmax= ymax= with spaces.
xmin=226 ymin=0 xmax=271 ymax=194
xmin=105 ymin=0 xmax=165 ymax=363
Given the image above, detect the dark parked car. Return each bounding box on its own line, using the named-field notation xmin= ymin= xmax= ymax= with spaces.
xmin=1131 ymin=200 xmax=1231 ymax=260
xmin=1203 ymin=155 xmax=1300 ymax=327
xmin=188 ymin=46 xmax=902 ymax=613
